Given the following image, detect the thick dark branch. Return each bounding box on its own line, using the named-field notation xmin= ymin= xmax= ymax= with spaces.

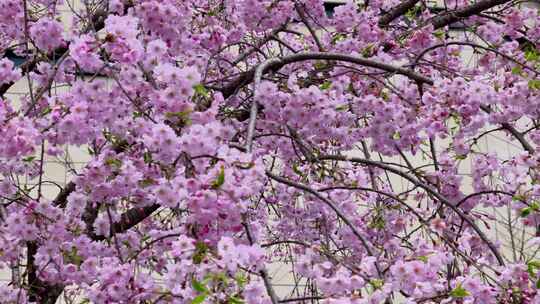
xmin=92 ymin=204 xmax=160 ymax=241
xmin=52 ymin=181 xmax=75 ymax=208
xmin=82 ymin=202 xmax=100 ymax=239
xmin=218 ymin=51 xmax=433 ymax=99
xmin=431 ymin=0 xmax=512 ymax=29
xmin=378 ymin=0 xmax=420 ymax=26
xmin=27 ymin=242 xmax=63 ymax=303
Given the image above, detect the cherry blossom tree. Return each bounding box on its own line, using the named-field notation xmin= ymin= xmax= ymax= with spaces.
xmin=0 ymin=0 xmax=540 ymax=303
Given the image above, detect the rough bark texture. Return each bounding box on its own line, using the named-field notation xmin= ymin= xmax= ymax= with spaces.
xmin=431 ymin=0 xmax=511 ymax=28
xmin=378 ymin=0 xmax=421 ymax=26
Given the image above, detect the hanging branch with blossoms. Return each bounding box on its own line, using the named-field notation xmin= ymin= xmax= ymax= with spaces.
xmin=0 ymin=0 xmax=540 ymax=303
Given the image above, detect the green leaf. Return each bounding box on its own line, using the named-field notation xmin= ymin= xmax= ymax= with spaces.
xmin=111 ymin=137 xmax=129 ymax=151
xmin=511 ymin=66 xmax=523 ymax=75
xmin=433 ymin=30 xmax=445 ymax=39
xmin=22 ymin=156 xmax=36 ymax=162
xmin=233 ymin=161 xmax=254 ymax=170
xmin=139 ymin=178 xmax=156 ymax=188
xmin=193 ymin=84 xmax=209 ymax=97
xmin=87 ymin=146 xmax=96 ymax=156
xmin=370 ymin=279 xmax=384 ymax=290
xmin=165 ymin=110 xmax=192 ymax=126
xmin=41 ymin=106 xmax=52 ymax=115
xmin=331 ymin=33 xmax=346 ymax=44
xmin=191 ymin=294 xmax=206 ymax=304
xmin=320 ymin=81 xmax=332 ymax=90
xmin=405 ymin=6 xmax=419 ymax=19
xmin=292 ymin=163 xmax=303 ymax=176
xmin=529 ymin=79 xmax=540 ymax=90
xmin=105 ymin=158 xmax=122 ymax=168
xmin=62 ymin=246 xmax=83 ymax=266
xmin=192 ymin=279 xmax=207 ymax=293
xmin=513 ymin=195 xmax=527 ymax=202
xmin=455 ymin=154 xmax=467 ymax=160
xmin=528 ymin=260 xmax=540 ymax=277
xmin=335 ymin=105 xmax=349 ymax=112
xmin=314 ymin=61 xmax=327 ymax=70
xmin=143 ymin=152 xmax=152 ymax=164
xmin=523 ymin=202 xmax=540 ymax=217
xmin=380 ymin=89 xmax=389 ymax=101
xmin=368 ymin=215 xmax=385 ymax=229
xmin=525 ymin=48 xmax=540 ymax=62
xmin=212 ymin=272 xmax=229 ymax=284
xmin=528 ymin=265 xmax=536 ymax=277
xmin=536 ymin=279 xmax=540 ymax=289
xmin=521 ymin=207 xmax=532 ymax=217
xmin=450 ymin=284 xmax=470 ymax=298
xmin=235 ymin=273 xmax=248 ymax=288
xmin=362 ymin=44 xmax=374 ymax=57
xmin=528 ymin=260 xmax=540 ymax=269
xmin=228 ymin=296 xmax=245 ymax=304
xmin=211 ymin=166 xmax=225 ymax=189
xmin=417 ymin=255 xmax=429 ymax=263
xmin=193 ymin=241 xmax=208 ymax=264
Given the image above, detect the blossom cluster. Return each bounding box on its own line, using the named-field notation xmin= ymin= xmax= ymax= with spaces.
xmin=0 ymin=0 xmax=539 ymax=303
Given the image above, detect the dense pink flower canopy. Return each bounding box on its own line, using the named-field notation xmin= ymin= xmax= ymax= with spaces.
xmin=0 ymin=0 xmax=540 ymax=303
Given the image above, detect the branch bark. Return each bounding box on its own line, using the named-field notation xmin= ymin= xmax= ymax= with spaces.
xmin=431 ymin=0 xmax=512 ymax=29
xmin=52 ymin=181 xmax=75 ymax=208
xmin=27 ymin=242 xmax=64 ymax=303
xmin=92 ymin=204 xmax=160 ymax=241
xmin=378 ymin=0 xmax=420 ymax=26
xmin=218 ymin=51 xmax=433 ymax=99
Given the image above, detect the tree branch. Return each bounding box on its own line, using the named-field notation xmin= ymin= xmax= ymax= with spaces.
xmin=242 ymin=52 xmax=432 ymax=150
xmin=295 ymin=4 xmax=324 ymax=51
xmin=431 ymin=0 xmax=512 ymax=29
xmin=317 ymin=154 xmax=505 ymax=266
xmin=378 ymin=0 xmax=421 ymax=26
xmin=412 ymin=41 xmax=539 ymax=76
xmin=92 ymin=204 xmax=160 ymax=241
xmin=480 ymin=105 xmax=535 ymax=154
xmin=242 ymin=215 xmax=280 ymax=304
xmin=52 ymin=181 xmax=75 ymax=208
xmin=266 ymin=171 xmax=383 ymax=275
xmin=231 ymin=21 xmax=290 ymax=67
xmin=218 ymin=51 xmax=433 ymax=99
